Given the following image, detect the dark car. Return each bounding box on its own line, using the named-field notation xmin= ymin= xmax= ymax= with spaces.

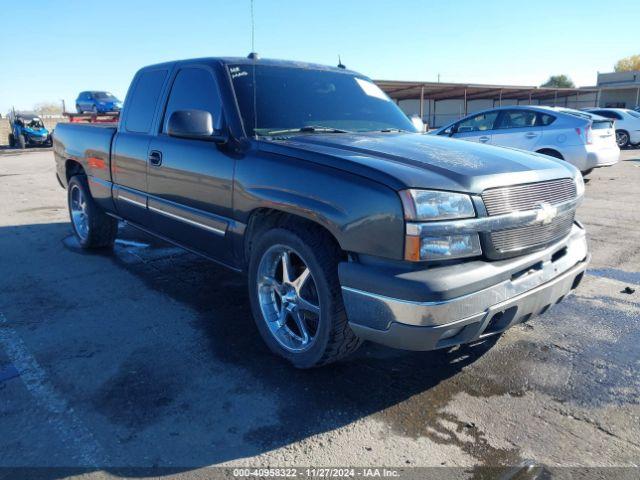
xmin=53 ymin=57 xmax=589 ymax=368
xmin=75 ymin=91 xmax=123 ymax=114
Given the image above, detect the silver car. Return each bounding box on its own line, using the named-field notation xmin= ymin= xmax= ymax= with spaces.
xmin=431 ymin=106 xmax=620 ymax=174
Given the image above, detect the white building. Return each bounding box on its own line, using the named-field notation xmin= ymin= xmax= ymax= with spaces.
xmin=597 ymin=71 xmax=640 ymax=108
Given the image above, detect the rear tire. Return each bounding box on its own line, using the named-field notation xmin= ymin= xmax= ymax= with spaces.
xmin=8 ymin=133 xmax=15 ymax=147
xmin=616 ymin=130 xmax=630 ymax=148
xmin=76 ymin=104 xmax=83 ymax=114
xmin=67 ymin=175 xmax=118 ymax=250
xmin=248 ymin=226 xmax=362 ymax=368
xmin=16 ymin=134 xmax=26 ymax=149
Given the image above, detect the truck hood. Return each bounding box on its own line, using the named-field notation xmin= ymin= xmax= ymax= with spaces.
xmin=259 ymin=132 xmax=577 ymax=193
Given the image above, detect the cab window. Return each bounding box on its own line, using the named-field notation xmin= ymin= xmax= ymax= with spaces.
xmin=162 ymin=67 xmax=222 ymax=134
xmin=124 ymin=69 xmax=168 ymax=133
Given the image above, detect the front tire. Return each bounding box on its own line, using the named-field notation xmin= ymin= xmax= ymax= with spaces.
xmin=16 ymin=134 xmax=26 ymax=149
xmin=76 ymin=104 xmax=83 ymax=114
xmin=248 ymin=226 xmax=362 ymax=368
xmin=67 ymin=175 xmax=118 ymax=249
xmin=616 ymin=130 xmax=630 ymax=148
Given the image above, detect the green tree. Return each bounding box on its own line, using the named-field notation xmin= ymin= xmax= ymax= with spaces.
xmin=614 ymin=54 xmax=640 ymax=72
xmin=541 ymin=75 xmax=575 ymax=88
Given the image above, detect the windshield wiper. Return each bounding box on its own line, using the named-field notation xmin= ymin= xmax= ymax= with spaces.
xmin=376 ymin=128 xmax=409 ymax=133
xmin=262 ymin=125 xmax=352 ymax=136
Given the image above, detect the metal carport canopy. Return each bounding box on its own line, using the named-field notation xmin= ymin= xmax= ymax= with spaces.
xmin=374 ymin=79 xmax=597 ymax=102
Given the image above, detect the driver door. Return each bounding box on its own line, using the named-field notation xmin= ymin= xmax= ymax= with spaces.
xmin=147 ymin=65 xmax=236 ymax=264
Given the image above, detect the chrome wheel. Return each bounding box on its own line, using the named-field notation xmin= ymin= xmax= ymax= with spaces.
xmin=70 ymin=184 xmax=89 ymax=241
xmin=616 ymin=131 xmax=629 ymax=148
xmin=257 ymin=245 xmax=321 ymax=352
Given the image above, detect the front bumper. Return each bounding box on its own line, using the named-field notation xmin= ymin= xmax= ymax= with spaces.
xmin=27 ymin=135 xmax=48 ymax=144
xmin=340 ymin=223 xmax=589 ymax=351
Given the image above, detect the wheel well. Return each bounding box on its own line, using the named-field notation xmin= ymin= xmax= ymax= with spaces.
xmin=536 ymin=148 xmax=564 ymax=160
xmin=244 ymin=209 xmax=345 ymax=265
xmin=65 ymin=159 xmax=85 ymax=181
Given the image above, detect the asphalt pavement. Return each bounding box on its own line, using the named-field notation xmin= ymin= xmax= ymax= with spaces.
xmin=0 ymin=148 xmax=638 ymax=478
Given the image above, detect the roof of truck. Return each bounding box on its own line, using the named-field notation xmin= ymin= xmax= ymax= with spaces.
xmin=141 ymin=56 xmax=361 ymax=75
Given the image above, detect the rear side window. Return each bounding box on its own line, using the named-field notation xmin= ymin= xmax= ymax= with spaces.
xmin=125 ymin=69 xmax=167 ymax=133
xmin=537 ymin=113 xmax=556 ymax=126
xmin=162 ymin=67 xmax=222 ymax=133
xmin=496 ymin=110 xmax=537 ymax=129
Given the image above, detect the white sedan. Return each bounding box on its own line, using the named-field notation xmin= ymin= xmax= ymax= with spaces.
xmin=584 ymin=108 xmax=640 ymax=147
xmin=431 ymin=106 xmax=620 ymax=174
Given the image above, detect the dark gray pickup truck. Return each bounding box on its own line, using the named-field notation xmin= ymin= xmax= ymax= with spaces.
xmin=54 ymin=57 xmax=589 ymax=368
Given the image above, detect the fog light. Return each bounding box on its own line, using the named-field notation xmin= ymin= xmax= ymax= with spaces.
xmin=440 ymin=327 xmax=462 ymax=340
xmin=420 ymin=233 xmax=481 ymax=260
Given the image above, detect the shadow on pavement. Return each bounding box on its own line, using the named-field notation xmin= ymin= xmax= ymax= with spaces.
xmin=0 ymin=222 xmax=502 ymax=478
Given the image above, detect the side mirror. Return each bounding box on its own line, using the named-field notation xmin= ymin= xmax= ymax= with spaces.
xmin=168 ymin=109 xmax=227 ymax=143
xmin=410 ymin=115 xmax=426 ymax=133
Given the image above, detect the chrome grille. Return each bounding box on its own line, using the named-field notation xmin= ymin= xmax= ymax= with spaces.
xmin=482 ymin=178 xmax=576 ymax=216
xmin=490 ymin=211 xmax=575 ymax=253
xmin=482 ymin=178 xmax=578 ymax=256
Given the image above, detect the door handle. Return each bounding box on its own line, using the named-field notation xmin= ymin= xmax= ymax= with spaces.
xmin=525 ymin=132 xmax=538 ymax=139
xmin=478 ymin=136 xmax=490 ymax=143
xmin=149 ymin=150 xmax=162 ymax=166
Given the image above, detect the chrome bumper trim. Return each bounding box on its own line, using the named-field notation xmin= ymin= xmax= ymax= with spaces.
xmin=342 ymin=224 xmax=588 ymax=328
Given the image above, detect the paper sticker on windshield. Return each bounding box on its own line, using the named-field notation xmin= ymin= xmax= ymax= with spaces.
xmin=355 ymin=78 xmax=389 ymax=101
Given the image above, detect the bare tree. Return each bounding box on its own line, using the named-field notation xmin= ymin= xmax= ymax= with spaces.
xmin=33 ymin=101 xmax=63 ymax=116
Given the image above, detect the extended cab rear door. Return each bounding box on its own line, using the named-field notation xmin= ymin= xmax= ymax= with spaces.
xmin=112 ymin=67 xmax=169 ymax=227
xmin=146 ymin=64 xmax=236 ymax=264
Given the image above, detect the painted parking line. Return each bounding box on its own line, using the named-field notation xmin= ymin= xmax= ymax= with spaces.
xmin=0 ymin=312 xmax=107 ymax=466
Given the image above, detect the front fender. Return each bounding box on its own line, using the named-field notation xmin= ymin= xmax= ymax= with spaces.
xmin=234 ymin=150 xmax=406 ymax=260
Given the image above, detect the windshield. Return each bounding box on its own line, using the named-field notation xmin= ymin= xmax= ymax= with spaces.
xmin=17 ymin=118 xmax=44 ymax=129
xmin=94 ymin=92 xmax=118 ymax=101
xmin=229 ymin=64 xmax=416 ymax=136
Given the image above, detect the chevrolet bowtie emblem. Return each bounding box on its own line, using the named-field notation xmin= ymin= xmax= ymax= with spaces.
xmin=535 ymin=202 xmax=558 ymax=225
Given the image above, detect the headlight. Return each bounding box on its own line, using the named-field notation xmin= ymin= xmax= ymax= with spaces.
xmin=574 ymin=173 xmax=585 ymax=198
xmin=400 ymin=189 xmax=481 ymax=261
xmin=399 ymin=189 xmax=475 ymax=221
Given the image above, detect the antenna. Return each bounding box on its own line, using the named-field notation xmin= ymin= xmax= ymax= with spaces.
xmin=250 ymin=0 xmax=258 ymax=138
xmin=250 ymin=0 xmax=255 ymax=54
xmin=337 ymin=55 xmax=346 ymax=69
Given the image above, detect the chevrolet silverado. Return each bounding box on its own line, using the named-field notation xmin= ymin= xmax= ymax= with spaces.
xmin=53 ymin=57 xmax=589 ymax=368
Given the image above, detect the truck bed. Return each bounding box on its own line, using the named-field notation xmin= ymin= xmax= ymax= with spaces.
xmin=53 ymin=122 xmax=117 ymax=189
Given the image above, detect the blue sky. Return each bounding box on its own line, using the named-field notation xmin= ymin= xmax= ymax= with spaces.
xmin=1 ymin=0 xmax=638 ymax=113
